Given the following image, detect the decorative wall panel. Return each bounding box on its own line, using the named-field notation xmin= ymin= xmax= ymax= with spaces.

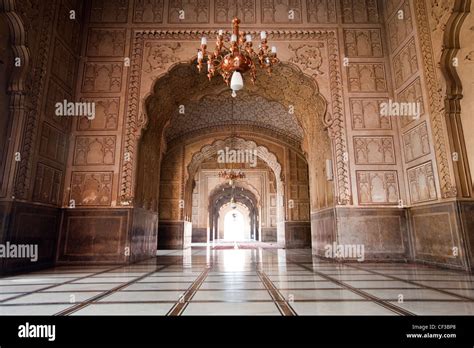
xmin=354 ymin=136 xmax=396 ymax=165
xmin=261 ymin=0 xmax=302 ymax=23
xmin=52 ymin=39 xmax=76 ymax=91
xmin=403 ymin=122 xmax=430 ymax=163
xmin=82 ymin=62 xmax=123 ymax=93
xmin=387 ymin=0 xmax=413 ymax=52
xmin=356 ymin=171 xmax=399 ymax=205
xmin=347 ymin=63 xmax=387 ymax=92
xmin=168 ymin=0 xmax=210 ymax=23
xmin=39 ymin=123 xmax=68 ymax=165
xmin=133 ymin=0 xmax=164 ymax=23
xmin=90 ymin=0 xmax=129 ymax=23
xmin=341 ymin=0 xmax=379 ymax=23
xmin=306 ymin=0 xmax=337 ymax=23
xmin=350 ymin=98 xmax=391 ymax=130
xmin=70 ymin=172 xmax=113 ymax=206
xmin=77 ymin=98 xmax=120 ymax=131
xmin=86 ymin=28 xmax=126 ymax=57
xmin=397 ymin=78 xmax=425 ymax=128
xmin=407 ymin=162 xmax=437 ymax=203
xmin=32 ymin=163 xmax=62 ymax=205
xmin=344 ymin=29 xmax=383 ymax=57
xmin=73 ymin=136 xmax=116 ymax=166
xmin=393 ymin=39 xmax=418 ymax=89
xmin=215 ymin=0 xmax=256 ymax=23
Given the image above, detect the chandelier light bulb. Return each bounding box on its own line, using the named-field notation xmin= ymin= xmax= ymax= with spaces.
xmin=231 ymin=34 xmax=237 ymax=42
xmin=260 ymin=31 xmax=267 ymax=40
xmin=218 ymin=29 xmax=223 ymax=36
xmin=201 ymin=37 xmax=207 ymax=45
xmin=246 ymin=34 xmax=252 ymax=42
xmin=197 ymin=51 xmax=203 ymax=60
xmin=230 ymin=71 xmax=244 ymax=95
xmin=272 ymin=46 xmax=277 ymax=53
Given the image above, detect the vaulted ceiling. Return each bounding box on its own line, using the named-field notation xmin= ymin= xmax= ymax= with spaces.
xmin=164 ymin=90 xmax=304 ymax=143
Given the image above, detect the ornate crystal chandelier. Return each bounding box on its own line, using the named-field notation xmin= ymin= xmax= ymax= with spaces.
xmin=197 ymin=17 xmax=279 ymax=97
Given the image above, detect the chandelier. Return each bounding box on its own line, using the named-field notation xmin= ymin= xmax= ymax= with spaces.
xmin=218 ymin=170 xmax=246 ymax=186
xmin=197 ymin=17 xmax=279 ymax=97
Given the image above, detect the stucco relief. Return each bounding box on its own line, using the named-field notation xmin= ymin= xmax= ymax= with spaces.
xmin=344 ymin=29 xmax=383 ymax=57
xmin=388 ymin=0 xmax=413 ymax=52
xmin=407 ymin=161 xmax=437 ymax=203
xmin=77 ymin=98 xmax=120 ymax=131
xmin=86 ymin=28 xmax=126 ymax=57
xmin=144 ymin=42 xmax=182 ymax=73
xmin=215 ymin=0 xmax=256 ymax=23
xmin=90 ymin=0 xmax=129 ymax=23
xmin=74 ymin=136 xmax=116 ymax=166
xmin=82 ymin=62 xmax=123 ymax=93
xmin=341 ymin=0 xmax=379 ymax=24
xmin=262 ymin=0 xmax=302 ymax=23
xmin=288 ymin=43 xmax=324 ymax=76
xmin=354 ymin=137 xmax=395 ymax=165
xmin=347 ymin=63 xmax=387 ymax=92
xmin=403 ymin=122 xmax=431 ymax=163
xmin=134 ymin=0 xmax=164 ymax=23
xmin=350 ymin=98 xmax=391 ymax=130
xmin=393 ymin=39 xmax=418 ymax=89
xmin=356 ymin=171 xmax=399 ymax=205
xmin=70 ymin=172 xmax=113 ymax=206
xmin=33 ymin=163 xmax=62 ymax=205
xmin=397 ymin=78 xmax=425 ymax=128
xmin=306 ymin=0 xmax=336 ymax=23
xmin=168 ymin=0 xmax=209 ymax=23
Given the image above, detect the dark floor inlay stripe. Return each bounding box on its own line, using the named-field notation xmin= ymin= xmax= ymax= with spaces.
xmin=166 ymin=267 xmax=211 ymax=316
xmin=54 ymin=265 xmax=170 ymax=316
xmin=257 ymin=270 xmax=297 ymax=316
xmin=345 ymin=263 xmax=474 ymax=302
xmin=266 ymin=251 xmax=415 ymax=316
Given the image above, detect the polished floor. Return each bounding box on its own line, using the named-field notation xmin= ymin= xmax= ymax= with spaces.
xmin=1 ymin=244 xmax=474 ymax=316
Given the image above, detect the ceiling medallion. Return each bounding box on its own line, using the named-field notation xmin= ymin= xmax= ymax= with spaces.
xmin=197 ymin=17 xmax=279 ymax=97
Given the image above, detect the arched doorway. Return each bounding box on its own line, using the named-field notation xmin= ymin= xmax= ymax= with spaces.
xmin=222 ymin=207 xmax=247 ymax=241
xmin=135 ymin=62 xmax=332 ymax=250
xmin=209 ymin=183 xmax=259 ymax=242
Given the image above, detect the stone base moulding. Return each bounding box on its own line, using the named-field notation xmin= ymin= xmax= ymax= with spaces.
xmin=57 ymin=207 xmax=157 ymax=265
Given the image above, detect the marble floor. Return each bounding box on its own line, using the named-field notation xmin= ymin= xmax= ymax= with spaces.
xmin=1 ymin=245 xmax=474 ymax=316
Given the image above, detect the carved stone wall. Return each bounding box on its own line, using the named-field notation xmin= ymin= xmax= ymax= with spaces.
xmin=1 ymin=0 xmax=472 ymax=271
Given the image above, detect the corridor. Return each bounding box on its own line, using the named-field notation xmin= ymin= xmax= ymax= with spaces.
xmin=1 ymin=246 xmax=474 ymax=316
